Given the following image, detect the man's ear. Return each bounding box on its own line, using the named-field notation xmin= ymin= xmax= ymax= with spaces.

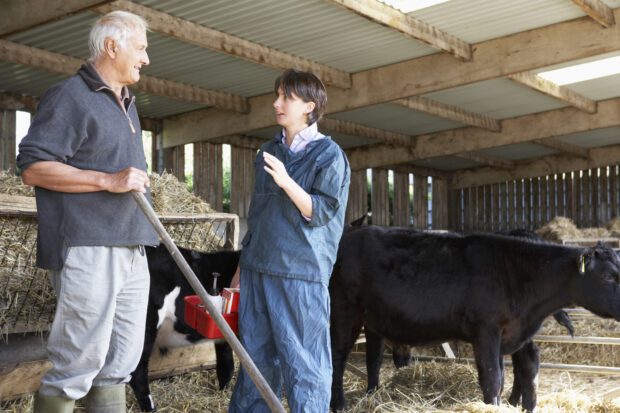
xmin=104 ymin=38 xmax=117 ymax=57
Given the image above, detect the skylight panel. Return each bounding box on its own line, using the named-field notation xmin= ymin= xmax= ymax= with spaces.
xmin=537 ymin=56 xmax=620 ymax=85
xmin=378 ymin=0 xmax=451 ymax=13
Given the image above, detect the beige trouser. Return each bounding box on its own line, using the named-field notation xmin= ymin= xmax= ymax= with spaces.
xmin=39 ymin=246 xmax=150 ymax=400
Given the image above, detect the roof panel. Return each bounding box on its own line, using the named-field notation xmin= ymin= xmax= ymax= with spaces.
xmin=135 ymin=0 xmax=437 ymax=72
xmin=410 ymin=156 xmax=480 ymax=171
xmin=411 ymin=0 xmax=587 ymax=44
xmin=558 ymin=126 xmax=620 ymax=148
xmin=424 ymin=78 xmax=568 ymax=119
xmin=478 ymin=143 xmax=558 ymax=160
xmin=328 ymin=103 xmax=463 ymax=136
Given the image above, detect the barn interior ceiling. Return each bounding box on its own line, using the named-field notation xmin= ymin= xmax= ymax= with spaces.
xmin=1 ymin=0 xmax=620 ymax=186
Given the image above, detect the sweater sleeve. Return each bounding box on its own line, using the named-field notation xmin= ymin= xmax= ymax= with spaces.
xmin=17 ymin=85 xmax=85 ymax=171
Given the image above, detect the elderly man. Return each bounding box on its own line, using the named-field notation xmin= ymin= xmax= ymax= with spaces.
xmin=17 ymin=11 xmax=158 ymax=413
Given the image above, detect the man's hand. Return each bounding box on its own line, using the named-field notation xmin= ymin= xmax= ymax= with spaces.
xmin=106 ymin=167 xmax=150 ymax=193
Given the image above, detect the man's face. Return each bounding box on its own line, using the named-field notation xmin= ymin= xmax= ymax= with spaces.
xmin=113 ymin=28 xmax=149 ymax=86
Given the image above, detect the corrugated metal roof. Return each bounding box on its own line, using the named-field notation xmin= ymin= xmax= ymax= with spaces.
xmin=558 ymin=126 xmax=620 ymax=148
xmin=135 ymin=0 xmax=437 ymax=72
xmin=478 ymin=143 xmax=559 ymax=161
xmin=410 ymin=156 xmax=480 ymax=171
xmin=328 ymin=103 xmax=463 ymax=136
xmin=0 ymin=62 xmax=66 ymax=98
xmin=424 ymin=78 xmax=568 ymax=119
xmin=411 ymin=0 xmax=587 ymax=44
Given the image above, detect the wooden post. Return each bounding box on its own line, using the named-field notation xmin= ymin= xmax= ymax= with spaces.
xmin=371 ymin=169 xmax=390 ymax=226
xmin=611 ymin=165 xmax=618 ymax=218
xmin=432 ymin=178 xmax=448 ymax=229
xmin=476 ymin=185 xmax=484 ymax=232
xmin=567 ymin=172 xmax=576 ymax=222
xmin=524 ymin=179 xmax=532 ymax=230
xmin=540 ymin=176 xmax=548 ymax=226
xmin=413 ymin=175 xmax=428 ymax=230
xmin=532 ymin=177 xmax=540 ymax=230
xmin=163 ymin=145 xmax=185 ymax=182
xmin=516 ymin=179 xmax=524 ymax=229
xmin=393 ymin=171 xmax=410 ymax=226
xmin=194 ymin=142 xmax=223 ymax=211
xmin=600 ymin=166 xmax=608 ymax=225
xmin=508 ymin=181 xmax=516 ymax=230
xmin=557 ymin=173 xmax=565 ymax=218
xmin=230 ymin=146 xmax=256 ymax=219
xmin=0 ymin=109 xmax=16 ymax=172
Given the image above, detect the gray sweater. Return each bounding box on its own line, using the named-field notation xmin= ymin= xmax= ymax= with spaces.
xmin=17 ymin=63 xmax=159 ymax=269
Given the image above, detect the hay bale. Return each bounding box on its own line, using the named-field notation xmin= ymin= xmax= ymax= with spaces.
xmin=536 ymin=217 xmax=581 ymax=242
xmin=0 ymin=171 xmax=228 ymax=334
xmin=606 ymin=218 xmax=620 ymax=238
xmin=580 ymin=227 xmax=611 ymax=238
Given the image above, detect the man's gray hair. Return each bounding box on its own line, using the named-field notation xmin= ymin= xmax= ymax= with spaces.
xmin=89 ymin=11 xmax=148 ymax=61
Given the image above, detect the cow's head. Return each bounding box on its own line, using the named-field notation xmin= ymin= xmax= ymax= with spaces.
xmin=573 ymin=242 xmax=620 ymax=320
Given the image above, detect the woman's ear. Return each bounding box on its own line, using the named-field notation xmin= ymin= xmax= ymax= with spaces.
xmin=305 ymin=101 xmax=316 ymax=115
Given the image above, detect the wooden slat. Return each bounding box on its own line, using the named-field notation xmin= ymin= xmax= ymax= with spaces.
xmin=393 ymin=96 xmax=500 ymax=131
xmin=499 ymin=182 xmax=507 ymax=231
xmin=524 ymin=179 xmax=532 ymax=230
xmin=568 ymin=171 xmax=576 ymax=221
xmin=576 ymin=171 xmax=584 ymax=227
xmin=611 ymin=165 xmax=619 ymax=218
xmin=571 ymin=0 xmax=615 ymax=27
xmin=549 ymin=175 xmax=557 ymax=221
xmin=393 ymin=171 xmax=410 ymax=227
xmin=432 ymin=178 xmax=448 ymax=230
xmin=600 ymin=166 xmax=609 ymax=223
xmin=557 ymin=173 xmax=566 ymax=218
xmin=163 ymin=145 xmax=185 ymax=182
xmin=541 ymin=176 xmax=548 ymax=226
xmin=484 ymin=184 xmax=492 ymax=232
xmin=346 ymin=170 xmax=368 ymax=224
xmin=508 ymin=71 xmax=597 ymax=113
xmin=516 ymin=180 xmax=524 ymax=229
xmin=492 ymin=183 xmax=500 ymax=232
xmin=326 ymin=0 xmax=472 ymax=60
xmin=413 ymin=175 xmax=428 ymax=230
xmin=194 ymin=142 xmax=223 ymax=212
xmin=371 ymin=169 xmax=390 ymax=226
xmin=230 ymin=146 xmax=256 ymax=219
xmin=0 ymin=110 xmax=16 ymax=172
xmin=585 ymin=169 xmax=592 ymax=227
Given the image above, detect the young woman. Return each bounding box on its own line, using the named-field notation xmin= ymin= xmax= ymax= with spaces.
xmin=229 ymin=69 xmax=350 ymax=412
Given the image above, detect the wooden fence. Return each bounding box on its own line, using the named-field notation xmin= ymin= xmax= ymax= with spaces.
xmin=449 ymin=165 xmax=620 ymax=232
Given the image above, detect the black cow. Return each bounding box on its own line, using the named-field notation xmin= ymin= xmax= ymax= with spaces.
xmin=130 ymin=246 xmax=240 ymax=412
xmin=329 ymin=227 xmax=620 ymax=412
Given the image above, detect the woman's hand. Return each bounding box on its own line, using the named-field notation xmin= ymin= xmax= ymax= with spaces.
xmin=263 ymin=152 xmax=291 ymax=189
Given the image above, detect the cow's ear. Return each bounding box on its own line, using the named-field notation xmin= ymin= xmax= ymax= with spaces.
xmin=578 ymin=250 xmax=594 ymax=274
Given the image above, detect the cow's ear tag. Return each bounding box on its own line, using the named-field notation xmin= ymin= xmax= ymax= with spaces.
xmin=579 ymin=255 xmax=586 ymax=274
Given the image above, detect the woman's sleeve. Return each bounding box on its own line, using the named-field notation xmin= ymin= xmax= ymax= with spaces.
xmin=305 ymin=149 xmax=350 ymax=227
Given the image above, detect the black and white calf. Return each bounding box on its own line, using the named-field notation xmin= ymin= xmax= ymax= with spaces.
xmin=130 ymin=246 xmax=240 ymax=412
xmin=329 ymin=227 xmax=620 ymax=412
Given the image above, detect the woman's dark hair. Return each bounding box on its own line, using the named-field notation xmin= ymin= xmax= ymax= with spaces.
xmin=274 ymin=69 xmax=327 ymax=124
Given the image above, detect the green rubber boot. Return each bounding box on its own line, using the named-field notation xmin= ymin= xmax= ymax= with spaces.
xmin=33 ymin=393 xmax=76 ymax=413
xmin=84 ymin=384 xmax=126 ymax=413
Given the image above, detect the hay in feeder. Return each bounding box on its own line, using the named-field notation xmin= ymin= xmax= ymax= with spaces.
xmin=0 ymin=171 xmax=34 ymax=197
xmin=536 ymin=216 xmax=581 ymax=242
xmin=606 ymin=218 xmax=620 ymax=238
xmin=580 ymin=227 xmax=611 ymax=238
xmin=149 ymin=171 xmax=214 ymax=215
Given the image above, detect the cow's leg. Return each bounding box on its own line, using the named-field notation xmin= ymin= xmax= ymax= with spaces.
xmin=214 ymin=341 xmax=234 ymax=389
xmin=365 ymin=328 xmax=385 ymax=393
xmin=472 ymin=330 xmax=502 ymax=406
xmin=330 ymin=308 xmax=364 ymax=412
xmin=130 ymin=302 xmax=160 ymax=412
xmin=509 ymin=341 xmax=539 ymax=412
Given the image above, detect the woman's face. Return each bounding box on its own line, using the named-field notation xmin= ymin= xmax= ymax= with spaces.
xmin=273 ymin=88 xmax=314 ymax=129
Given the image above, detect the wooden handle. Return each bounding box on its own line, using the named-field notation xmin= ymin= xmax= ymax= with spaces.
xmin=132 ymin=192 xmax=285 ymax=413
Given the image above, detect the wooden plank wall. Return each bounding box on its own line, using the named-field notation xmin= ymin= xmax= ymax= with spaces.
xmin=194 ymin=142 xmax=223 ymax=212
xmin=371 ymin=169 xmax=390 ymax=226
xmin=230 ymin=146 xmax=255 ymax=219
xmin=449 ymin=165 xmax=620 ymax=232
xmin=345 ymin=169 xmax=368 ymax=224
xmin=432 ymin=178 xmax=448 ymax=229
xmin=0 ymin=110 xmax=16 ymax=172
xmin=392 ymin=171 xmax=410 ymax=226
xmin=413 ymin=175 xmax=428 ymax=229
xmin=162 ymin=145 xmax=185 ymax=182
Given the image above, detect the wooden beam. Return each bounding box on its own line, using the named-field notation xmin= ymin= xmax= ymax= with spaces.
xmin=0 ymin=93 xmax=38 ymax=112
xmin=0 ymin=39 xmax=248 ymax=113
xmin=571 ymin=0 xmax=615 ymax=27
xmin=456 ymin=152 xmax=515 ymax=169
xmin=0 ymin=0 xmax=111 ymax=37
xmin=346 ymin=97 xmax=620 ymax=170
xmin=326 ymin=0 xmax=471 ymax=60
xmin=164 ymin=9 xmax=620 ymax=146
xmin=534 ymin=137 xmax=589 ymax=159
xmin=93 ymin=0 xmax=351 ymax=89
xmin=211 ymin=135 xmax=265 ymax=150
xmin=383 ymin=163 xmax=452 ymax=180
xmin=320 ymin=117 xmax=415 ymax=147
xmin=508 ymin=71 xmax=597 ymax=113
xmin=393 ymin=96 xmax=501 ymax=131
xmin=451 ymin=143 xmax=620 ymax=189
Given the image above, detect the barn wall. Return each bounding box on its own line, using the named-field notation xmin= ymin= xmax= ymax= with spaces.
xmin=230 ymin=146 xmax=255 ymax=219
xmin=0 ymin=110 xmax=16 ymax=172
xmin=194 ymin=142 xmax=223 ymax=212
xmin=449 ymin=164 xmax=620 ymax=232
xmin=162 ymin=145 xmax=185 ymax=182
